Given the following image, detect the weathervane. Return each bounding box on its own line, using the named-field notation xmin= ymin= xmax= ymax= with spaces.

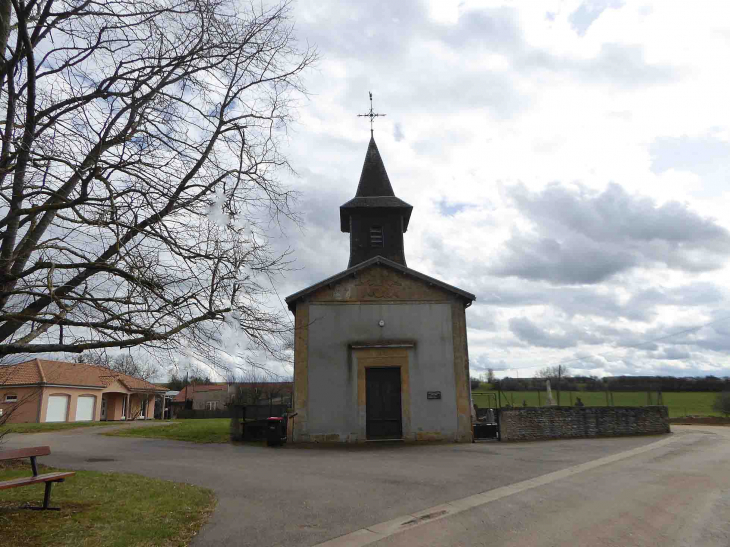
xmin=357 ymin=91 xmax=386 ymax=136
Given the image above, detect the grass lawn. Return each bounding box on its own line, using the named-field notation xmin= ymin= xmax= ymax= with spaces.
xmin=0 ymin=421 xmax=134 ymax=435
xmin=473 ymin=390 xmax=720 ymax=418
xmin=105 ymin=418 xmax=230 ymax=443
xmin=0 ymin=462 xmax=215 ymax=547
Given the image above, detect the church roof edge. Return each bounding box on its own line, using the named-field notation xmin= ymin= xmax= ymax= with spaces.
xmin=284 ymin=256 xmax=476 ymax=312
xmin=339 ymin=196 xmax=413 ymax=232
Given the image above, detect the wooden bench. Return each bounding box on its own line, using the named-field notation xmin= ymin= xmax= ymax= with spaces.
xmin=0 ymin=446 xmax=75 ymax=510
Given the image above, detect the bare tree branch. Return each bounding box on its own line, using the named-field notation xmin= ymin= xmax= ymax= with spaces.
xmin=0 ymin=0 xmax=316 ymax=366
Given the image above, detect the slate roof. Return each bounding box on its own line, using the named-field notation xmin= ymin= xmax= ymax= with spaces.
xmin=340 ymin=137 xmax=413 ymax=232
xmin=356 ymin=136 xmax=395 ymax=197
xmin=0 ymin=359 xmax=165 ymax=392
xmin=285 ymin=256 xmax=476 ymax=312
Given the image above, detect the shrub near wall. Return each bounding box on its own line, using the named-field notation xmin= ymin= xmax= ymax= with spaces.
xmin=175 ymin=409 xmax=231 ymax=419
xmin=499 ymin=406 xmax=670 ymax=441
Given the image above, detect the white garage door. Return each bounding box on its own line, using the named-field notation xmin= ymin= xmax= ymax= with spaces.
xmin=46 ymin=395 xmax=69 ymax=422
xmin=75 ymin=396 xmax=95 ymax=421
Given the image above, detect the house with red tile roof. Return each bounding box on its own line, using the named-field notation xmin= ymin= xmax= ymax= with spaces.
xmin=0 ymin=358 xmax=166 ymax=424
xmin=172 ymin=383 xmax=230 ymax=412
xmin=169 ymin=382 xmax=293 ymax=416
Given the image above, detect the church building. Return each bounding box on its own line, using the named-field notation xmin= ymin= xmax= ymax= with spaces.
xmin=286 ymin=134 xmax=476 ymax=443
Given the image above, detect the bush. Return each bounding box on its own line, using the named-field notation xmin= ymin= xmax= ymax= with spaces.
xmin=175 ymin=409 xmax=230 ymax=419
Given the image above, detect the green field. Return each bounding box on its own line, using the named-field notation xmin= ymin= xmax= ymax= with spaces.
xmin=105 ymin=418 xmax=230 ymax=443
xmin=0 ymin=421 xmax=134 ymax=435
xmin=472 ymin=391 xmax=720 ymax=418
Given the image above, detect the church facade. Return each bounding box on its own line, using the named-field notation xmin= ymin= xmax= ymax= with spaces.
xmin=286 ymin=136 xmax=476 ymax=443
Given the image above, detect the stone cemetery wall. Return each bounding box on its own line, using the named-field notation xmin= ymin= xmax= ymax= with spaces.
xmin=499 ymin=406 xmax=670 ymax=441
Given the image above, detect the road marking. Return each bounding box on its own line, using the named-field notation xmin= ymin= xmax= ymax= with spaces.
xmin=315 ymin=434 xmax=680 ymax=547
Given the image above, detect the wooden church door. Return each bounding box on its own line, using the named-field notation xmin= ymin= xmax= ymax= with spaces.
xmin=366 ymin=367 xmax=403 ymax=440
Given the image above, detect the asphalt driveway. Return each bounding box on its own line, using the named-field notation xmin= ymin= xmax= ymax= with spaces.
xmin=3 ymin=424 xmax=674 ymax=546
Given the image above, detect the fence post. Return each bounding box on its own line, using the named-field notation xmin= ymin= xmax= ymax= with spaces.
xmin=557 ymin=368 xmax=562 ymax=406
xmin=229 ymin=405 xmax=243 ymax=442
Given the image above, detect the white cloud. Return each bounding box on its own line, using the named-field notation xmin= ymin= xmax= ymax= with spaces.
xmin=270 ymin=0 xmax=730 ymax=378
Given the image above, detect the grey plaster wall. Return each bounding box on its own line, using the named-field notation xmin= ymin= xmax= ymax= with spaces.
xmin=499 ymin=406 xmax=671 ymax=441
xmin=304 ymin=302 xmax=458 ymax=442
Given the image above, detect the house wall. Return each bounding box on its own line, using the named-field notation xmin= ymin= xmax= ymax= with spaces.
xmin=2 ymin=379 xmax=162 ymax=423
xmin=147 ymin=394 xmax=156 ymax=419
xmin=105 ymin=393 xmax=122 ymax=420
xmin=191 ymin=389 xmax=230 ymax=410
xmin=0 ymin=386 xmax=43 ymax=424
xmin=39 ymin=387 xmax=103 ymax=423
xmin=296 ymin=300 xmax=470 ymax=442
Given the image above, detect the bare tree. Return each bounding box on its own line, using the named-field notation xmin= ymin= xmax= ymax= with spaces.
xmin=537 ymin=365 xmax=571 ymax=380
xmin=233 ymin=366 xmax=267 ymax=405
xmin=0 ymin=0 xmax=316 ymax=365
xmin=77 ymin=350 xmax=158 ymax=381
xmin=537 ymin=365 xmax=570 ymax=406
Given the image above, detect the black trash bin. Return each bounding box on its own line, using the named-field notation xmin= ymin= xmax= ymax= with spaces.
xmin=266 ymin=417 xmax=287 ymax=447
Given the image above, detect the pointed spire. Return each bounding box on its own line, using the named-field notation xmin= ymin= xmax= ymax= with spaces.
xmin=355 ymin=136 xmax=395 ymax=197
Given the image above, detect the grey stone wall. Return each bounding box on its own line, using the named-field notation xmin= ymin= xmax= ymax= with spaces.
xmin=499 ymin=406 xmax=670 ymax=441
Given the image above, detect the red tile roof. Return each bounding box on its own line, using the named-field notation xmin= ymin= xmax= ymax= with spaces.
xmin=0 ymin=359 xmax=165 ymax=392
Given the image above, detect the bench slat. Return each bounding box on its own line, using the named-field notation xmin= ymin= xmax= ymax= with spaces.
xmin=0 ymin=472 xmax=75 ymax=490
xmin=0 ymin=446 xmax=51 ymax=461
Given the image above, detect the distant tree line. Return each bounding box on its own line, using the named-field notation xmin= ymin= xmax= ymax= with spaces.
xmin=488 ymin=375 xmax=730 ymax=393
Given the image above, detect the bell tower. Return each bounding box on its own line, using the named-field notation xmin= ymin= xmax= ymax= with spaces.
xmin=340 ymin=136 xmax=413 ymax=268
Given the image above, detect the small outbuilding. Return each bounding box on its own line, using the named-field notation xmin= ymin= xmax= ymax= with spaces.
xmin=286 ymin=136 xmax=476 ymax=443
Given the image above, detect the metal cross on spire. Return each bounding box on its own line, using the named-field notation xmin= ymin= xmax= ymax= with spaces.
xmin=357 ymin=91 xmax=386 ymax=136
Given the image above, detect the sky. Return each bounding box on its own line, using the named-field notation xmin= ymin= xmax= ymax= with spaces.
xmin=260 ymin=0 xmax=730 ymax=380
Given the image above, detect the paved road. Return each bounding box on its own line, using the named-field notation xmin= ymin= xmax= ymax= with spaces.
xmin=3 ymin=425 xmax=726 ymax=546
xmin=333 ymin=426 xmax=730 ymax=547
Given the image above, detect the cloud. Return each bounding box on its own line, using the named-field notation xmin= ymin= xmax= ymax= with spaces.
xmin=490 ymin=182 xmax=730 ymax=284
xmin=437 ymin=199 xmax=471 ymax=217
xmin=569 ymin=0 xmax=624 ymax=36
xmin=509 ymin=316 xmax=603 ymax=348
xmin=650 ymin=347 xmax=692 ymax=360
xmin=570 ymin=43 xmax=676 ymax=88
xmin=277 ymin=0 xmax=730 ymax=380
xmin=650 ymin=133 xmax=730 ymax=195
xmin=393 ymin=122 xmax=405 ymax=142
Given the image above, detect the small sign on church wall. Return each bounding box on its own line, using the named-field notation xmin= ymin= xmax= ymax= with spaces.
xmin=427 ymin=391 xmax=441 ymax=400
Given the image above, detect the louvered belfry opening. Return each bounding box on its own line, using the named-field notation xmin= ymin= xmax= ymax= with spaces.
xmin=369 ymin=226 xmax=384 ymax=247
xmin=340 ymin=137 xmax=413 ymax=268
